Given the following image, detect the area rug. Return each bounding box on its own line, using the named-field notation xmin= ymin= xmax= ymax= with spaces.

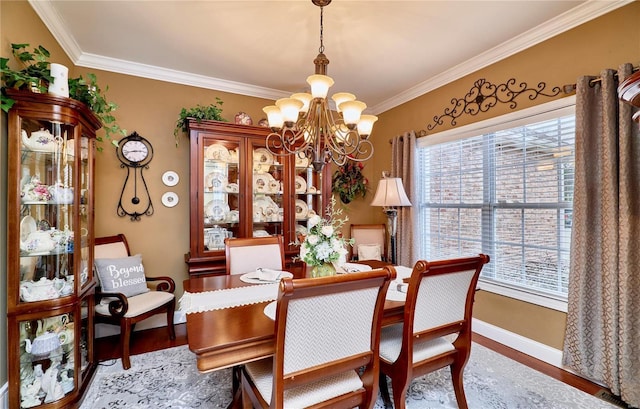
xmin=81 ymin=343 xmax=620 ymax=409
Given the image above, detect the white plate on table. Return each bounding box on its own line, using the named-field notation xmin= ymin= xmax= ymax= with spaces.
xmin=240 ymin=271 xmax=293 ymax=285
xmin=264 ymin=301 xmax=277 ymax=320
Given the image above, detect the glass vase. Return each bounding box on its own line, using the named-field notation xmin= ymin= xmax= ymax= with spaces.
xmin=311 ymin=263 xmax=336 ymax=278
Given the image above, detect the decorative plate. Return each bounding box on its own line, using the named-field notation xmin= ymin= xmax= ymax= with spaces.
xmin=161 ymin=192 xmax=179 ymax=208
xmin=295 ymin=176 xmax=307 ymax=194
xmin=205 ymin=144 xmax=231 ymax=162
xmin=252 ymin=229 xmax=270 ymax=238
xmin=205 ymin=200 xmax=230 ymax=222
xmin=295 ymin=224 xmax=308 ymax=236
xmin=20 ymin=215 xmax=37 ymax=242
xmin=295 ymin=152 xmax=310 ymax=168
xmin=295 ymin=199 xmax=308 ymax=220
xmin=235 ymin=112 xmax=253 ymax=126
xmin=258 ymin=118 xmax=269 ymax=128
xmin=225 ymin=183 xmax=239 ymax=193
xmin=253 ymin=173 xmax=274 ymax=194
xmin=205 ymin=172 xmax=228 ymax=192
xmin=162 ymin=171 xmax=179 ymax=187
xmin=253 ymin=197 xmax=278 ymax=219
xmin=253 ymin=148 xmax=273 ymax=173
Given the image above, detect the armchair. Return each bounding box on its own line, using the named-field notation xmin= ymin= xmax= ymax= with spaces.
xmin=94 ymin=234 xmax=176 ymax=369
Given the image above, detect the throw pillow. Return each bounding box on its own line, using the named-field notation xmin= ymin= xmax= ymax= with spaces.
xmin=358 ymin=244 xmax=382 ymax=261
xmin=94 ymin=254 xmax=149 ymax=298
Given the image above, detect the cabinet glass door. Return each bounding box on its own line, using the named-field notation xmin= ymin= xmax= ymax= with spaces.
xmin=19 ymin=121 xmax=76 ymax=304
xmin=202 ymin=139 xmax=240 ymax=251
xmin=251 ymin=142 xmax=285 ymax=238
xmin=293 ymin=152 xmax=324 ymax=240
xmin=17 ymin=310 xmax=76 ymax=407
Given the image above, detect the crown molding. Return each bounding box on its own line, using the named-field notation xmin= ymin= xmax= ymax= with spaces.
xmin=369 ymin=0 xmax=635 ymax=115
xmin=29 ymin=0 xmax=633 ymax=113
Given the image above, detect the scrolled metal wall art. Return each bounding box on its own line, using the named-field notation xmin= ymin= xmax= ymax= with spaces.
xmin=426 ymin=78 xmax=562 ymax=131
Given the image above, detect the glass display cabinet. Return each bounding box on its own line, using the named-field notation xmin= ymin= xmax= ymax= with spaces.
xmin=184 ymin=120 xmax=330 ymax=277
xmin=5 ymin=89 xmax=100 ymax=409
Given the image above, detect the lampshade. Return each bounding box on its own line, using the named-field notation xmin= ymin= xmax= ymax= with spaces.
xmin=371 ymin=177 xmax=411 ymax=207
xmin=275 ymin=98 xmax=303 ymax=124
xmin=307 ymin=74 xmax=334 ymax=99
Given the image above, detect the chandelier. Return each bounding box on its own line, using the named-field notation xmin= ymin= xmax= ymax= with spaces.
xmin=263 ymin=0 xmax=377 ymax=172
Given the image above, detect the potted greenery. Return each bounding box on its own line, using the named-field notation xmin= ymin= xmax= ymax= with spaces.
xmin=1 ymin=43 xmax=125 ymax=147
xmin=174 ymin=100 xmax=226 ymax=145
xmin=332 ymin=160 xmax=368 ymax=204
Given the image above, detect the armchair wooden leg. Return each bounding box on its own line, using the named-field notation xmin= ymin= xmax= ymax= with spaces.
xmin=120 ymin=319 xmax=133 ymax=370
xmin=167 ymin=299 xmax=176 ymax=340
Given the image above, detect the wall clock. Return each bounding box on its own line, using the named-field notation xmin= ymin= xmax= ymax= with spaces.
xmin=116 ymin=131 xmax=154 ymax=220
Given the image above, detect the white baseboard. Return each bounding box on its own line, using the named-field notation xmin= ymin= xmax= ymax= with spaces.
xmin=1 ymin=381 xmax=8 ymax=409
xmin=472 ymin=318 xmax=564 ymax=367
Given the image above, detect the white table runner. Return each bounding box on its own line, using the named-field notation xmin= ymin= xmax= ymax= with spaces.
xmin=180 ymin=265 xmax=413 ymax=314
xmin=179 ymin=283 xmax=279 ymax=314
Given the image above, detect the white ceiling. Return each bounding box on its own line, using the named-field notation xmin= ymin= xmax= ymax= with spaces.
xmin=29 ymin=0 xmax=631 ymax=115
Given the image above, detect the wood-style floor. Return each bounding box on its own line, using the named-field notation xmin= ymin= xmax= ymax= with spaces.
xmin=95 ymin=324 xmax=627 ymax=408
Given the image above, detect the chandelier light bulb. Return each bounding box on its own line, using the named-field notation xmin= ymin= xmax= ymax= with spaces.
xmin=276 ymin=98 xmax=303 ymax=126
xmin=357 ymin=115 xmax=378 ymax=138
xmin=263 ymin=105 xmax=284 ymax=130
xmin=339 ymin=100 xmax=367 ymax=127
xmin=291 ymin=93 xmax=313 ymax=113
xmin=307 ymin=74 xmax=334 ymax=99
xmin=331 ymin=92 xmax=356 ymax=113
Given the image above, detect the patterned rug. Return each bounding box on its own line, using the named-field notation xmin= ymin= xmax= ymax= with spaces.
xmin=81 ymin=343 xmax=619 ymax=409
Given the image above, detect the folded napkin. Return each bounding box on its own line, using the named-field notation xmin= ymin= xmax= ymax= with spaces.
xmin=396 ymin=283 xmax=409 ymax=293
xmin=256 ymin=268 xmax=286 ymax=282
xmin=337 ymin=262 xmax=373 ymax=273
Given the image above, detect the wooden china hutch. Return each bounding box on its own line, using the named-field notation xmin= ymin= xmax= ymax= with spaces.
xmin=184 ymin=119 xmax=330 ymax=277
xmin=5 ymin=90 xmax=100 ymax=408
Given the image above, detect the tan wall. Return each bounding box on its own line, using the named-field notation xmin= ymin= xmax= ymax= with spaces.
xmin=2 ymin=0 xmax=639 ymax=359
xmin=371 ymin=2 xmax=640 ymax=349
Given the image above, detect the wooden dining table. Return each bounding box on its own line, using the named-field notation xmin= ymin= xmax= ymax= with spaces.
xmin=184 ymin=273 xmax=407 ymax=374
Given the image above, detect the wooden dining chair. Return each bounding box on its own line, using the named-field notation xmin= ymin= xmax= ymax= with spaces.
xmin=225 ymin=235 xmax=285 ymax=275
xmin=241 ymin=267 xmax=396 ymax=409
xmin=378 ymin=254 xmax=490 ymax=409
xmin=94 ymin=234 xmax=176 ymax=370
xmin=350 ymin=223 xmax=387 ymax=264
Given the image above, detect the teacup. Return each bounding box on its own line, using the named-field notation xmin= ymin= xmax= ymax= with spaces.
xmin=49 ymin=184 xmax=74 ymax=204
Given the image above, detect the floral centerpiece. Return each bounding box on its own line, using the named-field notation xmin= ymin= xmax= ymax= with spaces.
xmin=299 ymin=197 xmax=353 ymax=277
xmin=332 ymin=160 xmax=368 ymax=204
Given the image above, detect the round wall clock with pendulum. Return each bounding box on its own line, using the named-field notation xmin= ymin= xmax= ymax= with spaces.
xmin=116 ymin=131 xmax=154 ymax=220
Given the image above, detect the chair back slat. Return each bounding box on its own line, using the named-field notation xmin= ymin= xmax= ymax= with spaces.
xmin=225 ymin=236 xmax=285 ymax=275
xmin=283 ymin=287 xmax=378 ymax=375
xmin=414 ymin=269 xmax=476 ymax=333
xmin=94 ymin=234 xmax=130 ymax=259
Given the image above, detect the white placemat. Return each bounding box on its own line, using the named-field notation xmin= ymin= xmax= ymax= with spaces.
xmin=179 ymin=284 xmax=279 ymax=314
xmin=239 ymin=270 xmax=293 ymax=284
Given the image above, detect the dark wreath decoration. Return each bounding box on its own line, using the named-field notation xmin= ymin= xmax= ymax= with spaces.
xmin=332 ymin=161 xmax=368 ymax=204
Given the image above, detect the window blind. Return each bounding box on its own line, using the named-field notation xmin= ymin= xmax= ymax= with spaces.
xmin=418 ymin=111 xmax=575 ymax=300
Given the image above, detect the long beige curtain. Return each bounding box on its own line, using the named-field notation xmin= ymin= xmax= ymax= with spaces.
xmin=390 ymin=130 xmax=417 ymax=267
xmin=562 ymin=63 xmax=640 ymax=408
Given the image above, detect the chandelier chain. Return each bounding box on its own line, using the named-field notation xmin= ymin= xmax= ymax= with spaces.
xmin=318 ymin=6 xmax=325 ymax=54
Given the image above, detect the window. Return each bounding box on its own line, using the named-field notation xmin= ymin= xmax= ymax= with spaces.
xmin=417 ymin=97 xmax=575 ymax=310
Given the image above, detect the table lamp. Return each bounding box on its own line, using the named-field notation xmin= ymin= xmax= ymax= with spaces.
xmin=370 ymin=172 xmax=411 ymax=265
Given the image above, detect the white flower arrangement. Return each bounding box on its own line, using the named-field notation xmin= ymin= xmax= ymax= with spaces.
xmin=299 ymin=197 xmax=352 ymax=267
